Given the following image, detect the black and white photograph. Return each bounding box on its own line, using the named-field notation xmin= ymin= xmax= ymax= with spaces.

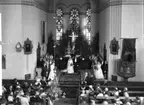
xmin=0 ymin=0 xmax=144 ymax=105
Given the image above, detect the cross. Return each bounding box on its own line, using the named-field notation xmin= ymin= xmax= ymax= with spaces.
xmin=69 ymin=32 xmax=78 ymax=43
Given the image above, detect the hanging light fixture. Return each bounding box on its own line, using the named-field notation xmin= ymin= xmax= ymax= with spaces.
xmin=53 ymin=0 xmax=56 ymax=19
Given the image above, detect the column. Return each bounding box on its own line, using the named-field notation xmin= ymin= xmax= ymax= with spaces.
xmin=0 ymin=13 xmax=2 ymax=95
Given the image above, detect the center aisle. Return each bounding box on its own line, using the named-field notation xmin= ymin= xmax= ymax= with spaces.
xmin=54 ymin=98 xmax=77 ymax=105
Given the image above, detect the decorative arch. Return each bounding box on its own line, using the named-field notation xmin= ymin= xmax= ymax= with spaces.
xmin=56 ymin=3 xmax=91 ymax=14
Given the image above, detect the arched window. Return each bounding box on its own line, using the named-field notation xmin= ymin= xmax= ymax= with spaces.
xmin=84 ymin=8 xmax=91 ymax=44
xmin=56 ymin=8 xmax=63 ymax=40
xmin=70 ymin=8 xmax=80 ymax=32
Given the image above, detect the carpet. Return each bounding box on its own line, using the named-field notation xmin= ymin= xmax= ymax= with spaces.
xmin=54 ymin=98 xmax=77 ymax=105
xmin=59 ymin=72 xmax=81 ymax=85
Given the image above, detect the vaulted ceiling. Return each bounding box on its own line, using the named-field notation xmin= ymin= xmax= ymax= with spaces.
xmin=34 ymin=0 xmax=109 ymax=13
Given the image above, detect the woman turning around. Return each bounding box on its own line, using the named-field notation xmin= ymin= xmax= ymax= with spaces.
xmin=92 ymin=57 xmax=104 ymax=80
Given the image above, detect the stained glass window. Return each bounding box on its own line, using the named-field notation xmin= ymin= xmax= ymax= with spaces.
xmin=70 ymin=8 xmax=79 ymax=31
xmin=84 ymin=8 xmax=91 ymax=44
xmin=56 ymin=8 xmax=63 ymax=40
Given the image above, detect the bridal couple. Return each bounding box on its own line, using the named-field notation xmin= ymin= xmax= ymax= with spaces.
xmin=62 ymin=55 xmax=105 ymax=80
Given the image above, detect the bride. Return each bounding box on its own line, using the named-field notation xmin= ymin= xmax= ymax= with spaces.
xmin=67 ymin=56 xmax=74 ymax=73
xmin=92 ymin=58 xmax=104 ymax=80
xmin=62 ymin=56 xmax=74 ymax=74
xmin=48 ymin=61 xmax=56 ymax=80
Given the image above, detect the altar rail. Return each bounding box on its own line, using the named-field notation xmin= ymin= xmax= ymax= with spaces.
xmin=3 ymin=79 xmax=144 ymax=87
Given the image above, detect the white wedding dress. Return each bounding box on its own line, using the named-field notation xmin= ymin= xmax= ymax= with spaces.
xmin=93 ymin=63 xmax=104 ymax=79
xmin=48 ymin=62 xmax=55 ymax=80
xmin=67 ymin=58 xmax=74 ymax=74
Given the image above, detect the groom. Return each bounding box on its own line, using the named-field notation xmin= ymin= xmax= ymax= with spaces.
xmin=71 ymin=54 xmax=77 ymax=72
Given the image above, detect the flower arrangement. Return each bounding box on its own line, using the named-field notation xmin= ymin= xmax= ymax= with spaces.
xmin=46 ymin=76 xmax=63 ymax=102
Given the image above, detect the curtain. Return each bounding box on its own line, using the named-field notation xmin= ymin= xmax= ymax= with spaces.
xmin=2 ymin=55 xmax=6 ymax=69
xmin=121 ymin=39 xmax=136 ymax=62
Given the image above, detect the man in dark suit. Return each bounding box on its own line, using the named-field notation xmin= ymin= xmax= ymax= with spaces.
xmin=41 ymin=63 xmax=47 ymax=78
xmin=84 ymin=72 xmax=91 ymax=85
xmin=71 ymin=54 xmax=77 ymax=73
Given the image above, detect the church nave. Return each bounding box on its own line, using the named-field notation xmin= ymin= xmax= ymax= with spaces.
xmin=1 ymin=0 xmax=144 ymax=105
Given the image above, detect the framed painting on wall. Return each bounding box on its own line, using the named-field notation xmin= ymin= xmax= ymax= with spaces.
xmin=110 ymin=37 xmax=119 ymax=55
xmin=23 ymin=38 xmax=33 ymax=54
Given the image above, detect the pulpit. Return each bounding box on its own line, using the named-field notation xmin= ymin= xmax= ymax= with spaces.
xmin=118 ymin=38 xmax=136 ymax=81
xmin=117 ymin=59 xmax=136 ymax=81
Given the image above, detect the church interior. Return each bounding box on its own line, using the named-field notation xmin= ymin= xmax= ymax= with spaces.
xmin=1 ymin=0 xmax=144 ymax=105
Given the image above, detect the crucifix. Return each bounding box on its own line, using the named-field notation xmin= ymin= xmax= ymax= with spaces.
xmin=69 ymin=32 xmax=78 ymax=43
xmin=69 ymin=32 xmax=78 ymax=53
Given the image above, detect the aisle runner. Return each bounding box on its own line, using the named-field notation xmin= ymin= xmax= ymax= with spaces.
xmin=59 ymin=72 xmax=81 ymax=85
xmin=58 ymin=72 xmax=81 ymax=98
xmin=54 ymin=98 xmax=77 ymax=105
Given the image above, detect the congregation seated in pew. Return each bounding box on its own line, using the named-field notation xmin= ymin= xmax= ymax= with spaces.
xmin=1 ymin=78 xmax=144 ymax=105
xmin=1 ymin=76 xmax=63 ymax=105
xmin=78 ymin=83 xmax=144 ymax=105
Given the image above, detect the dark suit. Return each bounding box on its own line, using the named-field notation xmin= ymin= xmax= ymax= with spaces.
xmin=84 ymin=76 xmax=91 ymax=85
xmin=41 ymin=66 xmax=47 ymax=77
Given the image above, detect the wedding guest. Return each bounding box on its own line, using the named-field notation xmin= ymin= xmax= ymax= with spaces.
xmin=62 ymin=92 xmax=66 ymax=98
xmin=92 ymin=58 xmax=104 ymax=80
xmin=48 ymin=60 xmax=56 ymax=81
xmin=34 ymin=78 xmax=42 ymax=91
xmin=17 ymin=90 xmax=30 ymax=105
xmin=95 ymin=83 xmax=103 ymax=95
xmin=22 ymin=82 xmax=30 ymax=93
xmin=41 ymin=63 xmax=48 ymax=78
xmin=12 ymin=78 xmax=19 ymax=91
xmin=114 ymin=96 xmax=123 ymax=105
xmin=123 ymin=87 xmax=129 ymax=98
xmin=88 ymin=74 xmax=95 ymax=85
xmin=83 ymin=72 xmax=90 ymax=85
xmin=103 ymin=87 xmax=111 ymax=97
xmin=101 ymin=61 xmax=108 ymax=79
xmin=2 ymin=85 xmax=7 ymax=96
xmin=113 ymin=87 xmax=121 ymax=97
xmin=7 ymin=92 xmax=14 ymax=102
xmin=41 ymin=77 xmax=47 ymax=88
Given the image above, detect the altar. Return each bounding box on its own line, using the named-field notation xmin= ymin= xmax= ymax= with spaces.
xmin=55 ymin=55 xmax=92 ymax=71
xmin=55 ymin=28 xmax=92 ymax=71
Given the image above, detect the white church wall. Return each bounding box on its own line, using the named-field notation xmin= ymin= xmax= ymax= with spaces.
xmin=22 ymin=5 xmax=48 ymax=79
xmin=121 ymin=5 xmax=144 ymax=81
xmin=1 ymin=5 xmax=24 ymax=79
xmin=0 ymin=13 xmax=2 ymax=95
xmin=91 ymin=13 xmax=99 ymax=37
xmin=99 ymin=5 xmax=122 ymax=81
xmin=47 ymin=13 xmax=56 ymax=39
xmin=1 ymin=4 xmax=48 ymax=79
xmin=99 ymin=7 xmax=111 ymax=80
xmin=109 ymin=5 xmax=122 ymax=81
